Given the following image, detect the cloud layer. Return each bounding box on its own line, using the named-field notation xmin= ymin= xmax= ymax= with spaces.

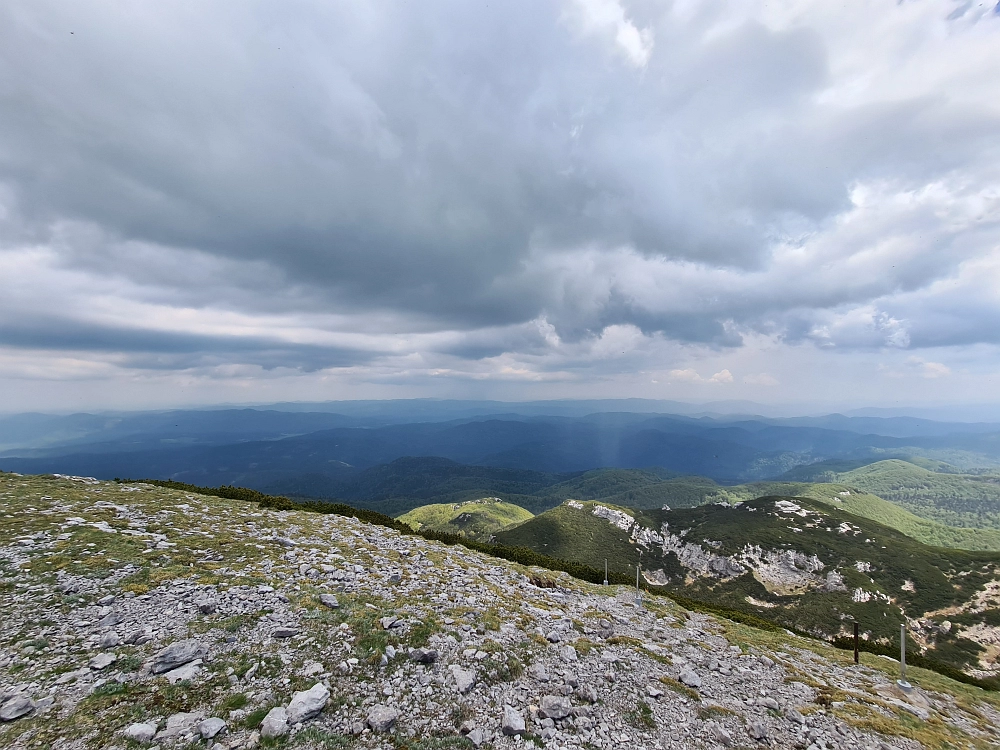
xmin=1 ymin=0 xmax=999 ymax=409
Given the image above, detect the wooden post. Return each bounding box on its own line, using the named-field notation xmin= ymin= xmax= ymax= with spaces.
xmin=853 ymin=621 xmax=859 ymax=664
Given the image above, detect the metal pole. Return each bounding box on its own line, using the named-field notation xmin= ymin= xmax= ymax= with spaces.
xmin=603 ymin=559 xmax=608 ymax=586
xmin=853 ymin=621 xmax=859 ymax=664
xmin=634 ymin=564 xmax=642 ymax=608
xmin=897 ymin=623 xmax=912 ymax=691
xmin=900 ymin=623 xmax=906 ymax=681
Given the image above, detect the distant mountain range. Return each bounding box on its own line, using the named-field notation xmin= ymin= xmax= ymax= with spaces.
xmin=4 ymin=406 xmax=1000 ymax=498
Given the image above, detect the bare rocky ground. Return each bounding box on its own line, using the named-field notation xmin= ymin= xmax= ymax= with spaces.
xmin=1 ymin=474 xmax=999 ymax=750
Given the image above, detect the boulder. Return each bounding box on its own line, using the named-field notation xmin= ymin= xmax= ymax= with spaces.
xmin=0 ymin=695 xmax=35 ymax=722
xmin=199 ymin=717 xmax=227 ymax=739
xmin=151 ymin=639 xmax=207 ymax=674
xmin=501 ymin=705 xmax=525 ymax=735
xmin=259 ymin=707 xmax=289 ymax=738
xmin=286 ymin=682 xmax=330 ymax=724
xmin=366 ymin=705 xmax=399 ymax=733
xmin=537 ymin=695 xmax=572 ymax=720
xmin=319 ymin=594 xmax=339 ymax=609
xmin=124 ymin=722 xmax=157 ymax=743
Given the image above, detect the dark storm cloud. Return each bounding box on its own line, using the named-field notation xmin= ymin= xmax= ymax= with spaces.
xmin=0 ymin=0 xmax=998 ymax=374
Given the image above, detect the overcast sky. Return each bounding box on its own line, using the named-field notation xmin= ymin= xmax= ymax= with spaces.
xmin=1 ymin=0 xmax=999 ymax=412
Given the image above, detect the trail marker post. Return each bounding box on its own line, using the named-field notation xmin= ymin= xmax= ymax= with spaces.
xmin=853 ymin=621 xmax=859 ymax=664
xmin=603 ymin=559 xmax=608 ymax=586
xmin=897 ymin=623 xmax=912 ymax=691
xmin=634 ymin=565 xmax=642 ymax=609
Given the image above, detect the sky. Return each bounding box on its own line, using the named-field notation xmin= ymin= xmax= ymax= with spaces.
xmin=1 ymin=0 xmax=999 ymax=412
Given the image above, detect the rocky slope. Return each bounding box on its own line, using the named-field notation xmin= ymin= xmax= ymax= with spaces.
xmin=496 ymin=497 xmax=1000 ymax=680
xmin=1 ymin=473 xmax=999 ymax=750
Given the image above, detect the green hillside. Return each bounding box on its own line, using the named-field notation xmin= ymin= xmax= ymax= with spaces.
xmin=780 ymin=459 xmax=1000 ymax=530
xmin=496 ymin=496 xmax=1000 ymax=678
xmin=397 ymin=497 xmax=533 ymax=541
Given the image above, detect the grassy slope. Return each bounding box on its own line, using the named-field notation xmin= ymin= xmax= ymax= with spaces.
xmin=496 ymin=496 xmax=1000 ymax=674
xmin=397 ymin=498 xmax=533 ymax=541
xmin=781 ymin=459 xmax=1000 ymax=531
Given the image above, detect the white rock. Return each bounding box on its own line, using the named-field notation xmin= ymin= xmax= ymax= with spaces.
xmin=199 ymin=717 xmax=227 ymax=739
xmin=451 ymin=666 xmax=476 ymax=694
xmin=163 ymin=659 xmax=203 ymax=684
xmin=89 ymin=653 xmax=117 ymax=671
xmin=123 ymin=722 xmax=157 ymax=744
xmin=367 ymin=704 xmax=399 ymax=732
xmin=286 ymin=682 xmax=330 ymax=724
xmin=259 ymin=707 xmax=289 ymax=738
xmin=0 ymin=695 xmax=35 ymax=722
xmin=501 ymin=705 xmax=525 ymax=735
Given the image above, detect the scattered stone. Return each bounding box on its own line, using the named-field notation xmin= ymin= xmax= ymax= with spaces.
xmin=409 ymin=647 xmax=438 ymax=663
xmin=319 ymin=594 xmax=339 ymax=609
xmin=366 ymin=705 xmax=399 ymax=732
xmin=273 ymin=627 xmax=299 ymax=638
xmin=0 ymin=695 xmax=35 ymax=722
xmin=199 ymin=717 xmax=227 ymax=739
xmin=89 ymin=652 xmax=117 ymax=670
xmin=259 ymin=707 xmax=289 ymax=738
xmin=98 ymin=630 xmax=121 ymax=649
xmin=196 ymin=597 xmax=217 ymax=615
xmin=286 ymin=682 xmax=330 ymax=724
xmin=501 ymin=705 xmax=526 ymax=735
xmin=151 ymin=639 xmax=208 ymax=674
xmin=124 ymin=722 xmax=157 ymax=743
xmin=679 ymin=669 xmax=702 ymax=688
xmin=451 ymin=666 xmax=476 ymax=694
xmin=537 ymin=695 xmax=572 ymax=720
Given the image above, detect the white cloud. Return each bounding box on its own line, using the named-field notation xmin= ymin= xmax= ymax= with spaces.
xmin=565 ymin=0 xmax=654 ymax=68
xmin=708 ymin=369 xmax=734 ymax=383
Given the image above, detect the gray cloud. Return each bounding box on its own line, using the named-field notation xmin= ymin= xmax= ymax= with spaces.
xmin=0 ymin=0 xmax=999 ymax=402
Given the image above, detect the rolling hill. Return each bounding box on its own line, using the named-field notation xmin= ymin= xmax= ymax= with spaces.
xmin=397 ymin=498 xmax=533 ymax=541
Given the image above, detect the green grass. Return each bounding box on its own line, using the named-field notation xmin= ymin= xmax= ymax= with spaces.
xmin=398 ymin=498 xmax=533 ymax=540
xmin=781 ymin=459 xmax=1000 ymax=531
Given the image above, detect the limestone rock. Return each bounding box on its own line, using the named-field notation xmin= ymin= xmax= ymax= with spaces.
xmin=89 ymin=652 xmax=117 ymax=670
xmin=366 ymin=705 xmax=399 ymax=732
xmin=124 ymin=722 xmax=157 ymax=743
xmin=537 ymin=695 xmax=572 ymax=720
xmin=199 ymin=717 xmax=227 ymax=739
xmin=259 ymin=707 xmax=289 ymax=738
xmin=151 ymin=639 xmax=207 ymax=674
xmin=286 ymin=682 xmax=330 ymax=724
xmin=501 ymin=705 xmax=525 ymax=735
xmin=0 ymin=695 xmax=35 ymax=722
